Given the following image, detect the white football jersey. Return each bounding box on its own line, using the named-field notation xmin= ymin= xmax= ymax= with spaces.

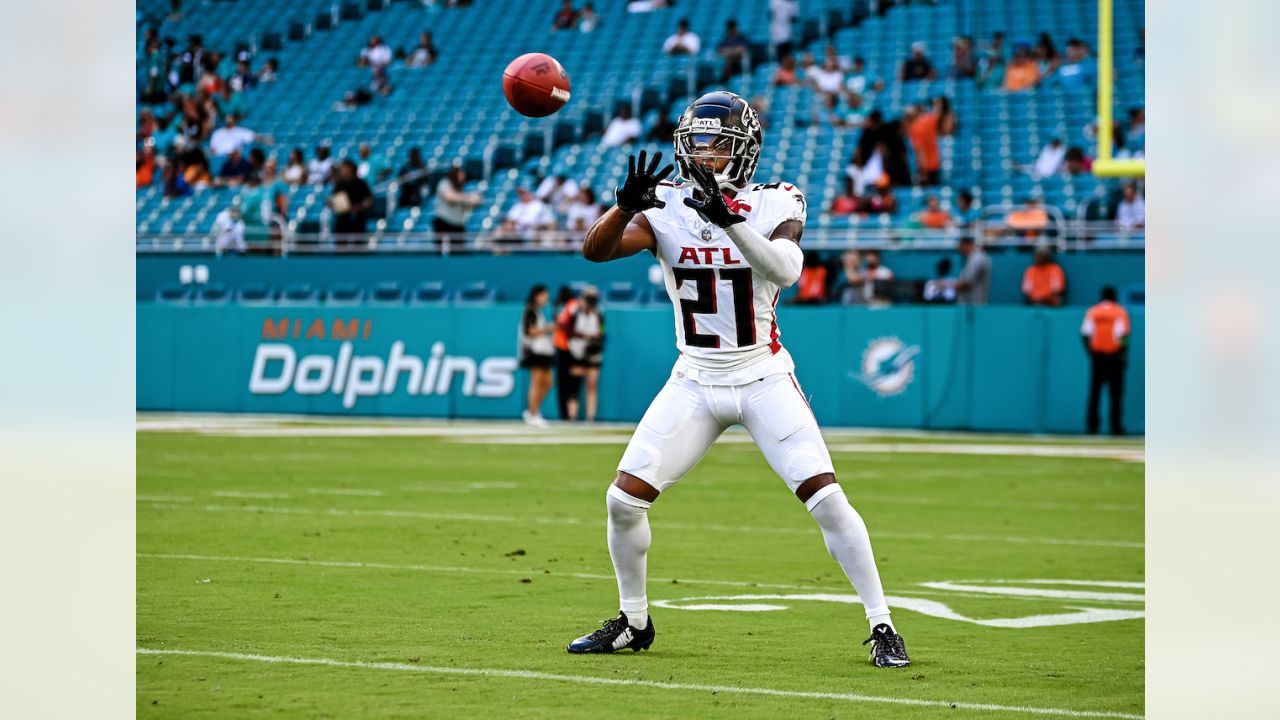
xmin=642 ymin=180 xmax=807 ymax=383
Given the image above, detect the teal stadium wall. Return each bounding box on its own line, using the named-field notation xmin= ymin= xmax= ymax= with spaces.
xmin=137 ymin=304 xmax=1144 ymax=434
xmin=136 ymin=252 xmax=1145 ymax=307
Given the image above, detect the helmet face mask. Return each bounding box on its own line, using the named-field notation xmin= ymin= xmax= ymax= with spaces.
xmin=673 ymin=91 xmax=762 ymax=192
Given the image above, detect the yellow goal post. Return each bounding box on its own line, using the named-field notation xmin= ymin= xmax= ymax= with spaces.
xmin=1092 ymin=0 xmax=1145 ymax=178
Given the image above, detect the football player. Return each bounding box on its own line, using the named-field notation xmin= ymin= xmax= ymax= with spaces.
xmin=567 ymin=92 xmax=909 ymax=668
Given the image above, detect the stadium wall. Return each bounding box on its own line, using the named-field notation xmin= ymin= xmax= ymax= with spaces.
xmin=137 ymin=303 xmax=1144 ymax=434
xmin=136 ymin=252 xmax=1146 ymax=307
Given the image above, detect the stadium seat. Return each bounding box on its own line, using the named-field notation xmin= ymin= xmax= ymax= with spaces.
xmin=409 ymin=281 xmax=449 ymax=305
xmin=194 ymin=282 xmax=232 ymax=305
xmin=278 ymin=282 xmax=321 ymax=305
xmin=453 ymin=281 xmax=499 ymax=304
xmin=155 ymin=282 xmax=194 ymax=304
xmin=368 ymin=281 xmax=407 ymax=304
xmin=324 ymin=282 xmax=365 ymax=305
xmin=236 ymin=282 xmax=275 ymax=305
xmin=605 ymin=282 xmax=642 ymax=305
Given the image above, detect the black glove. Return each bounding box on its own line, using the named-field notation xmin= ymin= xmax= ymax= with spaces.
xmin=682 ymin=162 xmax=745 ymax=227
xmin=614 ymin=150 xmax=674 ymax=214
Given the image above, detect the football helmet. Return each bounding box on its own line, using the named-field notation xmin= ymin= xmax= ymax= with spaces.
xmin=673 ymin=91 xmax=763 ymax=192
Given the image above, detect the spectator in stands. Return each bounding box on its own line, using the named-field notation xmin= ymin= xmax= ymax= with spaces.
xmin=1035 ymin=32 xmax=1060 ymax=71
xmin=370 ymin=66 xmax=394 ymax=98
xmin=663 ymin=19 xmax=701 ymax=56
xmin=432 ymin=165 xmax=484 ymax=244
xmin=161 ymin=162 xmax=192 ymax=198
xmin=1052 ymin=38 xmax=1096 ymax=90
xmin=900 ymin=41 xmax=937 ymax=82
xmin=923 ymin=258 xmax=957 ymax=303
xmin=552 ymin=286 xmax=580 ymax=420
xmin=566 ymin=285 xmax=605 ymax=423
xmin=216 ymin=148 xmax=254 ymax=187
xmin=807 ymin=54 xmax=845 ymax=104
xmin=565 ymin=187 xmax=602 ymax=232
xmin=551 ymin=0 xmax=580 ymax=31
xmin=244 ymin=158 xmax=288 ymax=233
xmin=214 ymin=84 xmax=248 ymax=126
xmin=843 ymin=57 xmax=883 ymax=106
xmin=136 ymin=148 xmax=157 ymax=189
xmin=175 ymin=34 xmax=203 ymax=87
xmin=357 ymin=35 xmax=392 ymax=71
xmin=862 ymin=183 xmax=898 ymax=216
xmin=906 ymin=103 xmax=941 ymax=186
xmin=177 ymin=139 xmax=213 ymax=189
xmin=1003 ymin=42 xmax=1041 ymax=92
xmin=1064 ymin=146 xmax=1091 ymax=174
xmin=282 ymin=147 xmax=306 ymax=186
xmin=954 ymin=189 xmax=978 ymax=227
xmin=137 ymin=109 xmax=158 ymax=145
xmin=536 ymin=174 xmax=581 ymax=215
xmin=716 ymin=20 xmax=751 ymax=83
xmin=978 ymin=31 xmax=1006 ymax=87
xmin=1030 ymin=138 xmax=1066 ymax=178
xmin=1116 ymin=183 xmax=1145 ymax=231
xmin=356 ymin=143 xmax=390 ymax=184
xmin=769 ymin=0 xmax=798 ymax=60
xmin=953 ymin=237 xmax=991 ymax=304
xmin=329 ymin=159 xmax=374 ymax=241
xmin=935 ymin=96 xmax=958 ymax=136
xmin=213 ymin=204 xmax=246 ymax=254
xmin=773 ymin=53 xmax=799 ymax=86
xmin=917 ymin=195 xmax=953 ymax=229
xmin=396 ymin=147 xmax=429 ymax=207
xmin=830 ymin=192 xmax=858 ymax=216
xmin=518 ymin=284 xmax=556 ymax=427
xmin=579 ymin=3 xmax=600 ymax=32
xmin=307 ymin=144 xmax=334 ymax=185
xmin=179 ymin=94 xmax=212 ymax=142
xmin=791 ymin=252 xmax=830 ymax=305
xmin=949 ymin=36 xmax=977 ymax=79
xmin=208 ymin=114 xmax=263 ymax=157
xmin=229 ymin=59 xmax=256 ymax=92
xmin=257 ymin=58 xmax=279 ymax=83
xmin=1022 ymin=246 xmax=1067 ymax=306
xmin=599 ymin=106 xmax=642 ymax=148
xmin=408 ymin=32 xmax=439 ymax=67
xmin=1082 ymin=286 xmax=1130 ymax=435
xmin=139 ymin=36 xmax=170 ymax=103
xmin=502 ymin=187 xmax=556 ymax=236
xmin=1006 ymin=196 xmax=1050 ymax=237
xmin=1124 ymin=108 xmax=1145 ymax=156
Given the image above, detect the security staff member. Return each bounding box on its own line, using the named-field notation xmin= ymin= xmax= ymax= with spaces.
xmin=1081 ymin=286 xmax=1131 ymax=435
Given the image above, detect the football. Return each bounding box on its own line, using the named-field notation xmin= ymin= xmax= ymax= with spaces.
xmin=502 ymin=52 xmax=571 ymax=117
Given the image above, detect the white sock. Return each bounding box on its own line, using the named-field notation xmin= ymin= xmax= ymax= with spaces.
xmin=607 ymin=485 xmax=651 ymax=630
xmin=807 ymin=485 xmax=894 ymax=634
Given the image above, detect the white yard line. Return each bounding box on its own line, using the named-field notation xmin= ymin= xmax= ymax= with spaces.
xmin=133 ymin=500 xmax=1144 ymax=549
xmin=136 ymin=552 xmax=1143 ymax=605
xmin=133 ymin=647 xmax=1143 ymax=719
xmin=136 ymin=495 xmax=193 ymax=503
xmin=211 ymin=491 xmax=291 ymax=500
xmin=306 ymin=488 xmax=384 ymax=497
xmin=827 ymin=443 xmax=1145 ymax=462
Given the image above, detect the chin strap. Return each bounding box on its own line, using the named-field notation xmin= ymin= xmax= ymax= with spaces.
xmin=723 ymin=222 xmax=803 ymax=288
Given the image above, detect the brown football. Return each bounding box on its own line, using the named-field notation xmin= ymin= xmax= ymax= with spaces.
xmin=502 ymin=53 xmax=571 ymax=118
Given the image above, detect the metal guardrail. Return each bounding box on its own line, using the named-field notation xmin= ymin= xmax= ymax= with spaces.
xmin=136 ymin=222 xmax=1145 ymax=256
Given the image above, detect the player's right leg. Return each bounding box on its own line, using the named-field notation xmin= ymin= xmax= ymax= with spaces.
xmin=567 ymin=377 xmax=725 ymax=653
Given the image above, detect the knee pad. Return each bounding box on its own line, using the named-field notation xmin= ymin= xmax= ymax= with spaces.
xmin=617 ymin=441 xmax=662 ymax=486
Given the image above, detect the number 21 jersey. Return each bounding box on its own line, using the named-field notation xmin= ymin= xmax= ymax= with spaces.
xmin=642 ymin=180 xmax=807 ymax=384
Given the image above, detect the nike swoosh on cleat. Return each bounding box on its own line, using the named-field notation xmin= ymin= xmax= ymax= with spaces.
xmin=611 ymin=628 xmax=634 ymax=650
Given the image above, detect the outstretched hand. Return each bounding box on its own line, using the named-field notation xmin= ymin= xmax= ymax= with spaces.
xmin=682 ymin=163 xmax=745 ymax=228
xmin=614 ymin=150 xmax=674 ymax=214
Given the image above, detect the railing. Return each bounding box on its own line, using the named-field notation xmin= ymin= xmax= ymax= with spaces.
xmin=136 ymin=223 xmax=1145 ymax=256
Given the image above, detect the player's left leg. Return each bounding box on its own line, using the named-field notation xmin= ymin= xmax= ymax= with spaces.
xmin=739 ymin=372 xmax=910 ymax=668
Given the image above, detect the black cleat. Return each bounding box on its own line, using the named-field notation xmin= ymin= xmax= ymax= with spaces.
xmin=567 ymin=612 xmax=655 ymax=654
xmin=863 ymin=623 xmax=910 ymax=668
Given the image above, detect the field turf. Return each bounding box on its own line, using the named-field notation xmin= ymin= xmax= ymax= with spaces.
xmin=137 ymin=418 xmax=1144 ymax=719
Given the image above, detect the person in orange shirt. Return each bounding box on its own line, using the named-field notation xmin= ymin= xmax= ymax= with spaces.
xmin=906 ymin=104 xmax=941 ymax=185
xmin=1003 ymin=44 xmax=1041 ymax=92
xmin=791 ymin=252 xmax=830 ymax=304
xmin=917 ymin=195 xmax=953 ymax=229
xmin=1021 ymin=246 xmax=1066 ymax=306
xmin=552 ymin=286 xmax=582 ymax=420
xmin=1080 ymin=286 xmax=1131 ymax=435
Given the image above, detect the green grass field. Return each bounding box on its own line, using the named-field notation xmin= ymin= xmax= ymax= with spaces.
xmin=137 ymin=418 xmax=1144 ymax=719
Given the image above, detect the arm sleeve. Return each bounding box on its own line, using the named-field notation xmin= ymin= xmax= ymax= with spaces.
xmin=724 ymin=222 xmax=803 ymax=287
